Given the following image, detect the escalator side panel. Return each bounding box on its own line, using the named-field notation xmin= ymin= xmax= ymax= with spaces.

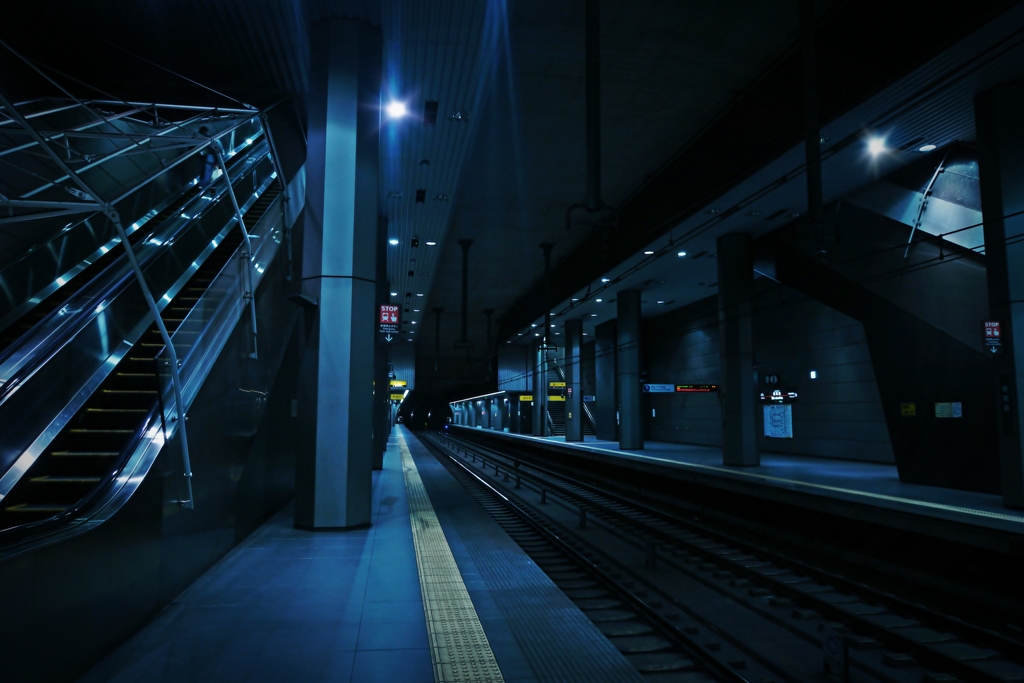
xmin=0 ymin=239 xmax=301 ymax=683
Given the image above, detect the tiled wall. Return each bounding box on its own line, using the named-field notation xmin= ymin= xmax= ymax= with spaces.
xmin=643 ymin=282 xmax=895 ymax=463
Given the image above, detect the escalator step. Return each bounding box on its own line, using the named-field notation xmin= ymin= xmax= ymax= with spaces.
xmin=50 ymin=451 xmax=119 ymax=458
xmin=84 ymin=408 xmax=148 ymax=414
xmin=102 ymin=390 xmax=157 ymax=395
xmin=5 ymin=504 xmax=68 ymax=513
xmin=29 ymin=476 xmax=102 ymax=484
xmin=68 ymin=429 xmax=134 ymax=435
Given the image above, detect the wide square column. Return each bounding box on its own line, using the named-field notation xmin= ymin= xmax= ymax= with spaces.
xmin=717 ymin=233 xmax=759 ymax=467
xmin=295 ymin=18 xmax=382 ymax=528
xmin=565 ymin=319 xmax=584 ymax=441
xmin=594 ymin=320 xmax=618 ymax=441
xmin=977 ymin=83 xmax=1024 ymax=508
xmin=617 ymin=291 xmax=644 ymax=450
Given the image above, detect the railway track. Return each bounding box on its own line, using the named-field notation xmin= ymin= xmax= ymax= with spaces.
xmin=423 ymin=431 xmax=1024 ymax=683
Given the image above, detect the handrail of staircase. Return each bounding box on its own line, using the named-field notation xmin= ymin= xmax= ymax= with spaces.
xmin=547 ymin=357 xmax=597 ymax=435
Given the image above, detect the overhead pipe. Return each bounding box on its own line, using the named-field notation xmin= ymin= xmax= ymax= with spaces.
xmin=566 ymin=0 xmax=614 ymax=230
xmin=455 ymin=239 xmax=474 ymax=351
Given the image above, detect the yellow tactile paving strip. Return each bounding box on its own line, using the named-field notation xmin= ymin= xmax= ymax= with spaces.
xmin=398 ymin=430 xmax=505 ymax=683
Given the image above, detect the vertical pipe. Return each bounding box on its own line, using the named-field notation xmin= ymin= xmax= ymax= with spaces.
xmin=457 ymin=239 xmax=473 ymax=349
xmin=800 ymin=0 xmax=823 ymax=252
xmin=433 ymin=307 xmax=444 ymax=372
xmin=585 ymin=0 xmax=602 ymax=211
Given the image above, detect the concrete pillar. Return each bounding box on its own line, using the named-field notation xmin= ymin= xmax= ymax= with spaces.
xmin=617 ymin=290 xmax=644 ymax=450
xmin=977 ymin=84 xmax=1024 ymax=508
xmin=295 ymin=18 xmax=381 ymax=528
xmin=717 ymin=233 xmax=759 ymax=467
xmin=372 ymin=216 xmax=388 ymax=470
xmin=483 ymin=398 xmax=492 ymax=430
xmin=565 ymin=319 xmax=584 ymax=441
xmin=500 ymin=396 xmax=510 ymax=431
xmin=533 ymin=342 xmax=549 ymax=436
xmin=594 ymin=320 xmax=618 ymax=441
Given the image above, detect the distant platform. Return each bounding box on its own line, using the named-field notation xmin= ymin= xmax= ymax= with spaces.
xmin=450 ymin=426 xmax=1024 ymax=551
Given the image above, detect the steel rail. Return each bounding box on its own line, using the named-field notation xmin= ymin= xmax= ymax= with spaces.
xmin=424 ymin=433 xmax=752 ymax=683
xmin=213 ymin=145 xmax=258 ymax=359
xmin=439 ymin=431 xmax=1024 ymax=683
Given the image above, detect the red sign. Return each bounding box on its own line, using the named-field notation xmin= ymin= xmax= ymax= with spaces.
xmin=675 ymin=384 xmax=718 ymax=393
xmin=984 ymin=321 xmax=1002 ymax=353
xmin=379 ymin=305 xmax=400 ymax=335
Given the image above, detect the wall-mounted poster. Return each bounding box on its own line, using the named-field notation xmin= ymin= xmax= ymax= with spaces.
xmin=763 ymin=404 xmax=793 ymax=438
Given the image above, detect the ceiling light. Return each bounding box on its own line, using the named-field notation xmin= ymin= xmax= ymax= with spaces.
xmin=550 ymin=324 xmax=555 ymax=328
xmin=583 ymin=333 xmax=588 ymax=336
xmin=388 ymin=238 xmax=399 ymax=245
xmin=867 ymin=136 xmax=886 ymax=157
xmin=657 ymin=300 xmax=665 ymax=304
xmin=601 ymin=278 xmax=610 ymax=283
xmin=531 ymin=323 xmax=537 ymax=328
xmin=416 ymin=293 xmax=424 ymax=297
xmin=426 ymin=241 xmax=437 ymax=246
xmin=413 ymin=309 xmax=420 ymax=312
xmin=411 ymin=321 xmax=417 ymax=325
xmin=918 ymin=144 xmax=937 ymax=152
xmin=385 ymin=101 xmax=408 ymax=119
xmin=677 ymin=251 xmax=687 ymax=257
xmin=595 ymin=298 xmax=603 ymax=302
xmin=644 ymin=250 xmax=654 ymax=255
xmin=390 ymin=291 xmax=398 ymax=296
xmin=518 ymin=333 xmax=524 ymax=336
xmin=571 ymin=298 xmax=579 ymax=302
xmin=590 ymin=313 xmax=597 ymax=317
xmin=534 ymin=333 xmax=540 ymax=337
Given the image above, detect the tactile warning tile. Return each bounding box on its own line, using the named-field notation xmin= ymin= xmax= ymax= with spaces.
xmin=399 ymin=432 xmax=505 ymax=683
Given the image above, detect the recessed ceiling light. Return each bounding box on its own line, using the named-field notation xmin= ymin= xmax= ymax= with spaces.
xmin=583 ymin=333 xmax=588 ymax=336
xmin=571 ymin=298 xmax=579 ymax=302
xmin=534 ymin=333 xmax=540 ymax=337
xmin=426 ymin=241 xmax=437 ymax=246
xmin=531 ymin=324 xmax=537 ymax=328
xmin=507 ymin=340 xmax=511 ymax=344
xmin=416 ymin=293 xmax=424 ymax=297
xmin=550 ymin=324 xmax=555 ymax=328
xmin=601 ymin=278 xmax=610 ymax=283
xmin=385 ymin=101 xmax=408 ymax=119
xmin=657 ymin=300 xmax=665 ymax=304
xmin=918 ymin=144 xmax=937 ymax=152
xmin=867 ymin=136 xmax=886 ymax=157
xmin=595 ymin=298 xmax=603 ymax=302
xmin=590 ymin=313 xmax=597 ymax=317
xmin=677 ymin=251 xmax=687 ymax=257
xmin=413 ymin=309 xmax=420 ymax=312
xmin=390 ymin=291 xmax=398 ymax=296
xmin=389 ymin=238 xmax=399 ymax=245
xmin=411 ymin=321 xmax=417 ymax=325
xmin=518 ymin=333 xmax=524 ymax=336
xmin=644 ymin=250 xmax=654 ymax=255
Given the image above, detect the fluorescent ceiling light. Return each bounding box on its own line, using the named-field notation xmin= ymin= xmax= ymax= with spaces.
xmin=389 ymin=238 xmax=399 ymax=245
xmin=677 ymin=251 xmax=687 ymax=257
xmin=385 ymin=101 xmax=408 ymax=119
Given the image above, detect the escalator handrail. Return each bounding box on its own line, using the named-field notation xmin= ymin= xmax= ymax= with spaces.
xmin=0 ymin=143 xmax=273 ymax=406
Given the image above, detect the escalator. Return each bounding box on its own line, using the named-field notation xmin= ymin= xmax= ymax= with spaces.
xmin=0 ymin=171 xmax=283 ymax=533
xmin=0 ymin=140 xmax=261 ymax=356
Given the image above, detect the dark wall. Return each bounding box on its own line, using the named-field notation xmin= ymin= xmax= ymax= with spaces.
xmin=774 ymin=239 xmax=1000 ymax=493
xmin=0 ymin=243 xmax=301 ymax=683
xmin=643 ymin=282 xmax=894 ymax=463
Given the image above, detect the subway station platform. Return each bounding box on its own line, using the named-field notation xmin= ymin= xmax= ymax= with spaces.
xmin=75 ymin=426 xmax=641 ymax=683
xmin=450 ymin=426 xmax=1024 ymax=550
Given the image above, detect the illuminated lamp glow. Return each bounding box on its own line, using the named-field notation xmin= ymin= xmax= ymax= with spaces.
xmin=425 ymin=241 xmax=437 ymax=246
xmin=390 ymin=291 xmax=398 ymax=296
xmin=601 ymin=277 xmax=610 ymax=283
xmin=595 ymin=298 xmax=603 ymax=302
xmin=677 ymin=251 xmax=687 ymax=257
xmin=918 ymin=144 xmax=937 ymax=152
xmin=644 ymin=250 xmax=654 ymax=255
xmin=867 ymin=137 xmax=886 ymax=157
xmin=385 ymin=101 xmax=408 ymax=119
xmin=389 ymin=238 xmax=399 ymax=245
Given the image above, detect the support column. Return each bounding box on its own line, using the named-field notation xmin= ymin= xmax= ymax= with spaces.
xmin=295 ymin=18 xmax=381 ymax=529
xmin=565 ymin=319 xmax=584 ymax=441
xmin=977 ymin=84 xmax=1024 ymax=508
xmin=617 ymin=290 xmax=643 ymax=450
xmin=500 ymin=396 xmax=510 ymax=431
xmin=594 ymin=320 xmax=618 ymax=441
xmin=533 ymin=342 xmax=549 ymax=436
xmin=717 ymin=233 xmax=759 ymax=467
xmin=372 ymin=216 xmax=388 ymax=470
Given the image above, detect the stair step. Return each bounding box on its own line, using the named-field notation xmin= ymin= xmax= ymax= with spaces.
xmin=30 ymin=475 xmax=102 ymax=484
xmin=5 ymin=503 xmax=69 ymax=513
xmin=50 ymin=451 xmax=119 ymax=458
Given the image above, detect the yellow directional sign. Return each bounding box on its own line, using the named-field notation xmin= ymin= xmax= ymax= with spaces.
xmin=390 ymin=393 xmax=405 ymax=401
xmin=548 ymin=395 xmax=565 ymax=402
xmin=390 ymin=380 xmax=407 ymax=387
xmin=520 ymin=395 xmax=533 ymax=402
xmin=549 ymin=381 xmax=566 ymax=388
